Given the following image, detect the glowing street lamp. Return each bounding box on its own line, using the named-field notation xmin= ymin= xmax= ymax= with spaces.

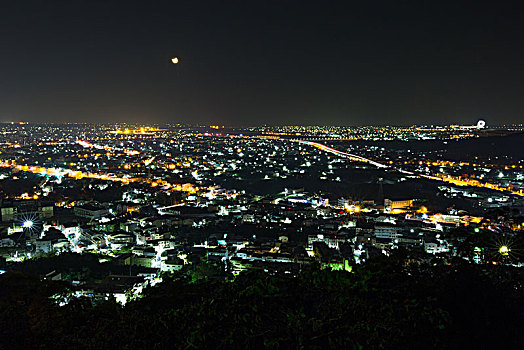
xmin=499 ymin=246 xmax=509 ymax=256
xmin=22 ymin=220 xmax=34 ymax=229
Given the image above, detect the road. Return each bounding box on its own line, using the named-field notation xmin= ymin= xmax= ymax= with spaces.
xmin=296 ymin=139 xmax=524 ymax=197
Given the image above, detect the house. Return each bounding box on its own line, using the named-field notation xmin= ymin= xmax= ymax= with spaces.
xmin=74 ymin=204 xmax=109 ymax=220
xmin=78 ymin=275 xmax=147 ymax=305
xmin=374 ymin=222 xmax=402 ymax=239
xmin=109 ymin=232 xmax=135 ymax=250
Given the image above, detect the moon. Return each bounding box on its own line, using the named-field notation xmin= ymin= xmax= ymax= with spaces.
xmin=171 ymin=57 xmax=179 ymax=64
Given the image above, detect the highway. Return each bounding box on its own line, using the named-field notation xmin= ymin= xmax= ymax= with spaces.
xmin=295 ymin=140 xmax=389 ymax=169
xmin=296 ymin=139 xmax=524 ymax=197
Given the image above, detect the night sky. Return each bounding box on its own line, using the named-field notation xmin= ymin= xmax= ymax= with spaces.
xmin=1 ymin=1 xmax=523 ymax=126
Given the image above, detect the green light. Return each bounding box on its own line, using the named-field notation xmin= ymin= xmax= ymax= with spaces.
xmin=344 ymin=260 xmax=353 ymax=272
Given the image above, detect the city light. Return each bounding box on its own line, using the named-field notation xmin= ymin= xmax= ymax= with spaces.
xmin=1 ymin=1 xmax=523 ymax=347
xmin=0 ymin=123 xmax=522 ymax=321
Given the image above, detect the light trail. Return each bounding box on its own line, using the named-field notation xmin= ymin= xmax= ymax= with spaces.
xmin=296 ymin=140 xmax=524 ymax=197
xmin=8 ymin=163 xmax=136 ymax=183
xmin=295 ymin=140 xmax=388 ymax=168
xmin=76 ymin=140 xmax=140 ymax=156
xmin=0 ymin=160 xmax=204 ymax=195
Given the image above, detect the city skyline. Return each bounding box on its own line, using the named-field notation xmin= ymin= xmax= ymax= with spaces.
xmin=0 ymin=119 xmax=522 ymax=349
xmin=0 ymin=2 xmax=522 ymax=348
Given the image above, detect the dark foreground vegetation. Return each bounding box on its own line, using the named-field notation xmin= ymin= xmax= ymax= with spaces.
xmin=0 ymin=255 xmax=522 ymax=349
